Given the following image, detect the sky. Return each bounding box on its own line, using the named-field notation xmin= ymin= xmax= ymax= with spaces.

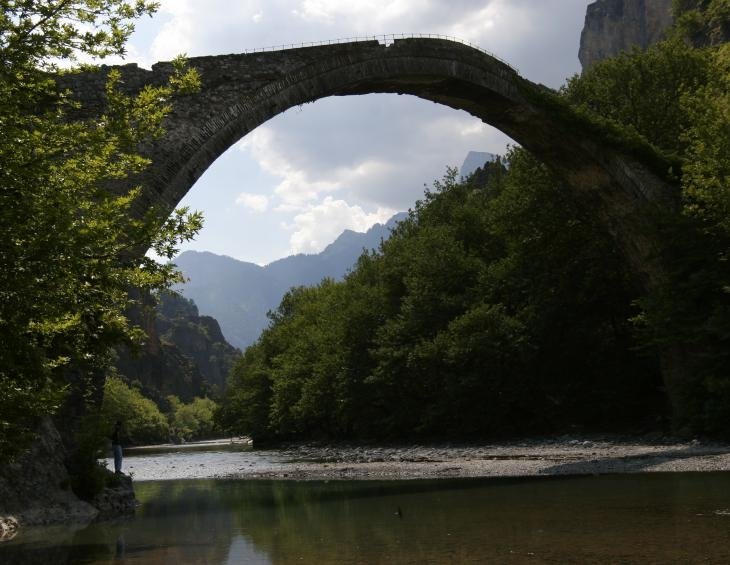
xmin=118 ymin=0 xmax=593 ymax=265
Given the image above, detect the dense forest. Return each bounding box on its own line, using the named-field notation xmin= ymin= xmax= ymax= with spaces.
xmin=217 ymin=1 xmax=730 ymax=442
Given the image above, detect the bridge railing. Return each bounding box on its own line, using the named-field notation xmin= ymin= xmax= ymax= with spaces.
xmin=242 ymin=33 xmax=517 ymax=73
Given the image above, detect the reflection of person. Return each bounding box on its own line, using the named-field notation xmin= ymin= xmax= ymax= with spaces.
xmin=115 ymin=533 xmax=126 ymax=558
xmin=111 ymin=420 xmax=123 ymax=474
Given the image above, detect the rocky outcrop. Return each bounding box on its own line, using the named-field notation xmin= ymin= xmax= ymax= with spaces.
xmin=115 ymin=292 xmax=240 ymax=401
xmin=91 ymin=473 xmax=135 ymax=521
xmin=460 ymin=151 xmax=497 ymax=178
xmin=0 ymin=419 xmax=97 ymax=527
xmin=0 ymin=420 xmax=135 ymax=531
xmin=579 ymin=0 xmax=674 ymax=69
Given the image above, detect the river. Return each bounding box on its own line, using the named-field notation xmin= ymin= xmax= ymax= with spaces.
xmin=2 ymin=462 xmax=730 ymax=563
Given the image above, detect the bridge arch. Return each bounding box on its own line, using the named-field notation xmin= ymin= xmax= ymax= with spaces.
xmin=65 ymin=37 xmax=677 ymax=289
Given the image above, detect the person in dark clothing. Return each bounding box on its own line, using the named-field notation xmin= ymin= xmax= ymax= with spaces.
xmin=111 ymin=420 xmax=123 ymax=474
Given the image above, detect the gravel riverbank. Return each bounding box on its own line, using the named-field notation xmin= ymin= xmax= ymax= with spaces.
xmin=121 ymin=437 xmax=730 ymax=482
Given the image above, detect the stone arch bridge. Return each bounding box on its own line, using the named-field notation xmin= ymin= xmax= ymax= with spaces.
xmin=62 ymin=37 xmax=677 ymax=290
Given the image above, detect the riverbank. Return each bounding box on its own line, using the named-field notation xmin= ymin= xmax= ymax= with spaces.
xmin=124 ymin=437 xmax=252 ymax=454
xmin=121 ymin=436 xmax=730 ymax=482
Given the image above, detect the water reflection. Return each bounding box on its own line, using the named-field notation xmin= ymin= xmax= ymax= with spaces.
xmin=3 ymin=473 xmax=730 ymax=563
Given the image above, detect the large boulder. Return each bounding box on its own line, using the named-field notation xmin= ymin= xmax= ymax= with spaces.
xmin=0 ymin=419 xmax=134 ymax=530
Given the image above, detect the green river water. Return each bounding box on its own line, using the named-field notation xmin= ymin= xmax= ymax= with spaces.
xmin=3 ymin=472 xmax=730 ymax=563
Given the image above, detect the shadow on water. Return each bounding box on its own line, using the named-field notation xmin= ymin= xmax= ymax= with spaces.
xmin=4 ymin=473 xmax=730 ymax=564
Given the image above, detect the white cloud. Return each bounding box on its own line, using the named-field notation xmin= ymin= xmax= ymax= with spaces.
xmin=235 ymin=192 xmax=270 ymax=212
xmin=132 ymin=0 xmax=588 ymax=84
xmin=236 ymin=95 xmax=512 ymax=213
xmin=288 ymin=197 xmax=395 ymax=254
xmin=239 ymin=125 xmax=403 ymax=211
xmin=148 ymin=0 xmax=196 ymax=61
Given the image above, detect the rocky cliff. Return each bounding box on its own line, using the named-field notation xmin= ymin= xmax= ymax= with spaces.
xmin=0 ymin=419 xmax=134 ymax=531
xmin=579 ymin=0 xmax=674 ymax=69
xmin=115 ymin=292 xmax=240 ymax=402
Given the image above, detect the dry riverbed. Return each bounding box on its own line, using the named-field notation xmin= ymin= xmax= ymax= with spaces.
xmin=120 ymin=437 xmax=730 ymax=482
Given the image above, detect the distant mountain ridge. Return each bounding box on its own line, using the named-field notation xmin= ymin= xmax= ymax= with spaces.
xmin=175 ymin=212 xmax=408 ymax=349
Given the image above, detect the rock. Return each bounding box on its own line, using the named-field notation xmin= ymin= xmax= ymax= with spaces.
xmin=0 ymin=420 xmax=135 ymax=532
xmin=0 ymin=419 xmax=98 ymax=528
xmin=579 ymin=0 xmax=674 ymax=69
xmin=91 ymin=472 xmax=136 ymax=521
xmin=115 ymin=291 xmax=240 ymax=401
xmin=0 ymin=516 xmax=19 ymax=541
xmin=460 ymin=151 xmax=497 ymax=178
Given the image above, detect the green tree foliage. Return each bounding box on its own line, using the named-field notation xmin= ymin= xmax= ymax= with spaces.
xmin=563 ymin=38 xmax=710 ymax=158
xmin=0 ymin=1 xmax=202 ymax=460
xmin=218 ymin=9 xmax=728 ymax=442
xmin=167 ymin=395 xmax=218 ymax=441
xmin=565 ymin=22 xmax=729 ymax=434
xmin=218 ymin=154 xmax=661 ymax=443
xmin=101 ymin=375 xmax=169 ymax=445
xmin=681 ymin=43 xmax=730 ymax=238
xmin=673 ymin=0 xmax=730 ymax=46
xmin=216 ymin=346 xmax=275 ymax=442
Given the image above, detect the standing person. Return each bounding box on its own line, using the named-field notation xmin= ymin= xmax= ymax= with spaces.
xmin=111 ymin=420 xmax=123 ymax=474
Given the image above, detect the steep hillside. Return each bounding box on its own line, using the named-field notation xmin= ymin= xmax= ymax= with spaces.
xmin=114 ymin=292 xmax=240 ymax=402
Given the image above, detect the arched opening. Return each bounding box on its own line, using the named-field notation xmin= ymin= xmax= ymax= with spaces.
xmin=174 ymin=92 xmax=513 ymax=266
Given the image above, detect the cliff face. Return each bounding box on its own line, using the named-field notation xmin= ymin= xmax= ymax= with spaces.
xmin=579 ymin=0 xmax=674 ymax=69
xmin=0 ymin=420 xmax=96 ymax=528
xmin=0 ymin=419 xmax=134 ymax=530
xmin=115 ymin=292 xmax=240 ymax=402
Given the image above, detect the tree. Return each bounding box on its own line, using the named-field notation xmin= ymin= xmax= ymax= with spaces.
xmin=564 ymin=24 xmax=730 ymax=434
xmin=219 ymin=154 xmax=660 ymax=443
xmin=0 ymin=1 xmax=202 ymax=460
xmin=673 ymin=0 xmax=730 ymax=46
xmin=562 ymin=36 xmax=710 ymax=158
xmin=168 ymin=395 xmax=218 ymax=441
xmin=101 ymin=375 xmax=169 ymax=445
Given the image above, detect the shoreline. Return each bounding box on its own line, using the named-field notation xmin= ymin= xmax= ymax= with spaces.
xmin=218 ymin=441 xmax=730 ymax=481
xmin=121 ymin=437 xmax=730 ymax=482
xmin=5 ymin=437 xmax=730 ymax=539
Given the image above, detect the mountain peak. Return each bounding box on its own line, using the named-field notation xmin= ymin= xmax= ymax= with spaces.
xmin=460 ymin=151 xmax=497 ymax=179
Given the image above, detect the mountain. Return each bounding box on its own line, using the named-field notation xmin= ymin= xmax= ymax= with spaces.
xmin=579 ymin=0 xmax=673 ymax=69
xmin=174 ymin=212 xmax=408 ymax=349
xmin=460 ymin=151 xmax=497 ymax=178
xmin=115 ymin=292 xmax=240 ymax=401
